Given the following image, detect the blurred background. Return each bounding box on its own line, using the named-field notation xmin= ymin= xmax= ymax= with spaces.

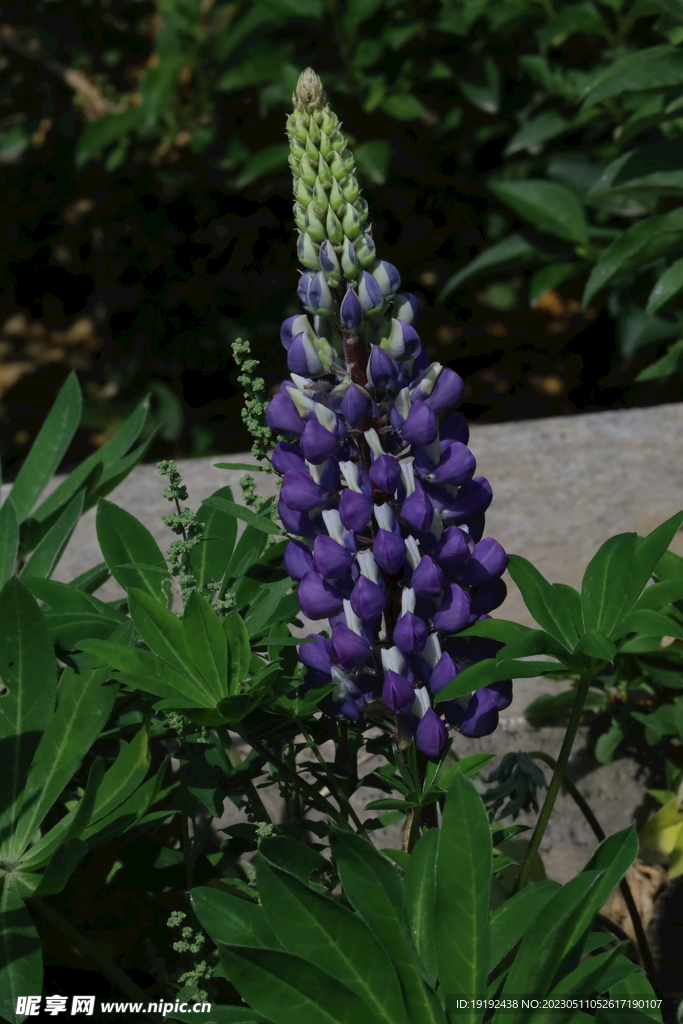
xmin=2 ymin=0 xmax=683 ymax=480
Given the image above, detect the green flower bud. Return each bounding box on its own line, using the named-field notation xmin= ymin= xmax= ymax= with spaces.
xmin=289 ymin=137 xmax=306 ymax=160
xmin=329 ymin=177 xmax=345 ymax=213
xmin=342 ymin=175 xmax=360 ymax=204
xmin=294 ymin=204 xmax=307 ymax=232
xmin=308 ymin=117 xmax=322 ymax=146
xmin=329 ymin=154 xmax=347 ymax=181
xmin=288 ymin=154 xmax=301 ymax=178
xmin=295 ymin=178 xmax=313 ymax=208
xmin=342 ymin=203 xmax=361 ymax=240
xmin=341 ymin=236 xmax=359 ymax=280
xmin=292 ymin=67 xmax=326 ymax=114
xmin=326 ymin=207 xmax=343 ymax=245
xmin=356 ymin=196 xmax=369 ymax=227
xmin=341 ymin=148 xmax=355 ymax=174
xmin=319 ymin=130 xmax=332 ymax=159
xmin=355 ymin=232 xmax=376 ymax=268
xmin=321 ymin=109 xmax=337 ymax=135
xmin=297 ymin=231 xmax=320 ymax=270
xmin=314 ymin=333 xmax=335 ymax=372
xmin=299 ymin=155 xmax=317 ymax=186
xmin=305 ymin=205 xmax=327 ymax=242
xmin=330 ymin=129 xmax=346 ymax=154
xmin=313 ymin=179 xmax=329 ymax=212
xmin=287 ymin=115 xmax=308 ymax=145
xmin=317 ymin=153 xmax=333 ymax=186
xmin=305 ymin=135 xmax=319 ymax=163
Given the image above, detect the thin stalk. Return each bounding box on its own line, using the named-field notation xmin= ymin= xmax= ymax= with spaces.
xmin=512 ymin=671 xmax=594 ymax=894
xmin=300 ymin=724 xmax=371 ymax=840
xmin=529 ymin=750 xmax=661 ymax=998
xmin=31 ymin=898 xmax=148 ymax=1001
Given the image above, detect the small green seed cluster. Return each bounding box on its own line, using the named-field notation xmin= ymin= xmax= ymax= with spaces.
xmin=239 ymin=473 xmax=263 ymax=511
xmin=232 ymin=338 xmax=273 ymax=461
xmin=288 ymin=67 xmax=375 ymax=282
xmin=158 ymin=460 xmax=203 ymax=602
xmin=166 ymin=913 xmax=215 ymax=1002
xmin=164 ymin=711 xmax=185 ymax=735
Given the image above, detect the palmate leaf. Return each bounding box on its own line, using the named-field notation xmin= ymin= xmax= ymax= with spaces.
xmin=21 ymin=577 xmax=128 ymax=649
xmin=96 ymin=499 xmax=170 ymax=604
xmin=77 ymin=638 xmax=212 ymax=706
xmin=0 ymin=497 xmax=18 ymax=589
xmin=194 ymin=485 xmax=238 ymax=589
xmin=506 ymin=555 xmax=579 ymax=651
xmin=19 ymin=491 xmax=84 ymax=580
xmin=403 ymin=827 xmax=439 ymax=987
xmin=580 ymin=533 xmax=637 ymax=637
xmin=488 ymin=880 xmax=560 ymax=972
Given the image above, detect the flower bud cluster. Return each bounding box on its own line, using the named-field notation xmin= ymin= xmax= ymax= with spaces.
xmin=267 ymin=70 xmax=512 ymax=757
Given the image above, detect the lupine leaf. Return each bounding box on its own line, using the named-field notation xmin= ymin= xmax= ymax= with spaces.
xmin=403 ymin=827 xmax=439 ymax=987
xmin=439 ymin=234 xmax=544 ymax=301
xmin=194 ymin=485 xmax=238 ymax=588
xmin=20 ymin=492 xmax=84 ymax=580
xmin=182 ymin=591 xmax=228 ymax=702
xmin=490 ymin=179 xmax=589 ymax=244
xmin=583 ymin=45 xmax=683 ymax=107
xmin=191 ymin=886 xmax=280 ymax=950
xmin=434 ymin=770 xmax=490 ymax=1022
xmin=256 ymin=857 xmax=409 ymax=1024
xmin=202 ymin=496 xmax=282 ymax=536
xmin=0 ymin=578 xmax=57 ymax=857
xmin=637 ymin=578 xmax=683 ymax=611
xmin=613 ymin=608 xmax=683 ymax=641
xmin=628 ymin=510 xmax=683 ymax=604
xmin=77 ymin=639 xmax=212 ymax=706
xmin=329 ymin=828 xmax=444 ymax=1024
xmin=0 ymin=497 xmax=18 ymax=589
xmin=225 ymin=611 xmax=252 ymax=694
xmin=581 ymin=533 xmax=637 ymax=637
xmin=488 ymin=879 xmax=561 ymax=971
xmin=506 ymin=554 xmax=579 ymax=651
xmin=96 ymin=499 xmax=169 ymax=603
xmin=582 ymin=208 xmax=683 ymax=307
xmin=645 ymin=256 xmax=683 ymax=317
xmin=589 ymin=140 xmax=683 ymax=200
xmin=21 ymin=577 xmax=127 ymax=649
xmin=0 ymin=873 xmax=42 ymax=1024
xmin=529 ymin=262 xmax=583 ymax=307
xmin=9 ymin=373 xmax=81 ymax=523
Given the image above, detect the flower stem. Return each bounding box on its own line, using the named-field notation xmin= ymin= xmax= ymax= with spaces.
xmin=300 ymin=723 xmax=372 ymax=840
xmin=512 ymin=671 xmax=594 ymax=894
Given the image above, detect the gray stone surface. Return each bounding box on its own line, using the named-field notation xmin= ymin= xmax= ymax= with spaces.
xmin=10 ymin=400 xmax=683 ymax=882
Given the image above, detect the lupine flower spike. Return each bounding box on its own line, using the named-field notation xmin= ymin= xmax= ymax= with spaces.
xmin=267 ymin=68 xmax=512 ymax=756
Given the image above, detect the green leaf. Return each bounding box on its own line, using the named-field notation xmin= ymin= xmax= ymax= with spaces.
xmin=595 ymin=721 xmax=624 ymax=764
xmin=0 ymin=578 xmax=57 ymax=853
xmin=630 ymin=510 xmax=683 ymax=601
xmin=20 ymin=492 xmax=84 ymax=580
xmin=529 ymin=262 xmax=583 ymax=307
xmin=457 ymin=56 xmax=500 ymax=114
xmin=488 ymin=879 xmax=561 ymax=971
xmin=9 ymin=373 xmax=81 ymax=522
xmin=234 ymin=144 xmax=289 ymax=188
xmin=589 ymin=140 xmax=683 ymax=201
xmin=635 ymin=337 xmax=683 ymax=381
xmin=439 ymin=234 xmax=544 ymax=301
xmin=573 ymin=629 xmax=617 ymax=662
xmin=194 ymin=486 xmax=237 ymax=588
xmin=455 ymin=618 xmax=536 ymax=646
xmin=30 ymin=398 xmax=150 ymax=527
xmin=76 ymin=107 xmax=144 ymax=166
xmin=609 ymin=970 xmax=663 ymax=1020
xmin=96 ymin=499 xmax=169 ymax=602
xmin=500 ymin=871 xmax=607 ymax=1020
xmin=77 ymin=638 xmax=211 ymax=706
xmin=214 ymin=463 xmax=269 ymax=473
xmin=182 ymin=591 xmax=228 ymax=701
xmin=10 ymin=655 xmax=119 ymax=861
xmin=354 ymin=140 xmax=391 ymax=185
xmin=618 ymin=305 xmax=680 ymax=360
xmin=258 ymin=836 xmax=327 ymax=889
xmin=86 ymin=723 xmax=150 ymax=825
xmin=21 ymin=577 xmax=127 ymax=649
xmin=216 ymin=49 xmax=294 ymax=92
xmin=434 ymin=658 xmax=565 ymax=706
xmin=565 ymin=826 xmax=638 ymax=952
xmin=81 ymin=754 xmax=169 ymax=845
xmin=342 ymin=0 xmax=385 ymax=32
xmin=434 ymin=771 xmax=490 ymax=1022
xmin=490 ymin=180 xmax=589 ymax=245
xmin=329 ymin=828 xmax=444 ymax=1024
xmin=581 ymin=533 xmax=637 ymax=637
xmin=583 ymin=45 xmax=683 ymax=107
xmin=646 ymin=256 xmax=683 ymax=318
xmin=0 ymin=497 xmax=18 ymax=589
xmin=225 ymin=611 xmax=251 ymax=694
xmin=613 ymin=608 xmax=683 ymax=641
xmin=256 ymin=857 xmax=409 ymax=1024
xmin=70 ymin=561 xmax=110 ymax=593
xmin=498 ymin=628 xmax=574 ymax=663
xmin=202 ymin=496 xmax=282 ymax=536
xmin=128 ymin=588 xmax=216 ymax=702
xmin=245 ymin=577 xmax=293 ymax=638
xmin=583 ymin=208 xmax=683 ymax=307
xmin=380 ymin=94 xmax=428 ymax=121
xmin=505 ymin=111 xmax=570 ymax=156
xmin=0 ymin=874 xmax=42 ymax=1024
xmin=637 ymin=578 xmax=683 ymax=611
xmin=506 ymin=554 xmax=579 ymax=651
xmin=217 ymin=946 xmax=387 ymax=1024
xmin=191 ymin=886 xmax=280 ymax=950
xmin=403 ymin=827 xmax=438 ymax=986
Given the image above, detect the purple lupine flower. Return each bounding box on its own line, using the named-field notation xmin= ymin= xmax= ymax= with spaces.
xmin=265 ymin=67 xmax=510 ymax=749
